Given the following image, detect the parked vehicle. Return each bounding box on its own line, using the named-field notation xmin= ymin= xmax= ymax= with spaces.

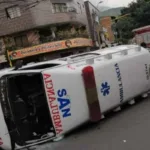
xmin=0 ymin=45 xmax=150 ymax=150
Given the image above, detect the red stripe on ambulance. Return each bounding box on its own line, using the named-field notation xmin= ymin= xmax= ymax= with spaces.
xmin=0 ymin=138 xmax=3 ymax=146
xmin=43 ymin=74 xmax=63 ymax=135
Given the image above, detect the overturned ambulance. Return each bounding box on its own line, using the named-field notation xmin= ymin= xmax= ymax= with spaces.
xmin=0 ymin=45 xmax=150 ymax=150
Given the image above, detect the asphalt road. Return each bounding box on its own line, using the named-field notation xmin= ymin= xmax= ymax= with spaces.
xmin=35 ymin=97 xmax=150 ymax=150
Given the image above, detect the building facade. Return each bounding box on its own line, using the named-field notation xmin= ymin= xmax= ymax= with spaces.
xmin=132 ymin=25 xmax=150 ymax=47
xmin=100 ymin=16 xmax=115 ymax=45
xmin=0 ymin=0 xmax=92 ymax=67
xmin=84 ymin=1 xmax=101 ymax=49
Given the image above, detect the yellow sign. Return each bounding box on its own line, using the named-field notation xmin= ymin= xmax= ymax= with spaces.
xmin=8 ymin=38 xmax=93 ymax=61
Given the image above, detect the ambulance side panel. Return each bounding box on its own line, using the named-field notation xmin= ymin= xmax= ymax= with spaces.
xmin=42 ymin=68 xmax=89 ymax=136
xmin=0 ymin=104 xmax=12 ymax=150
xmin=93 ymin=51 xmax=150 ymax=113
xmin=93 ymin=62 xmax=120 ymax=113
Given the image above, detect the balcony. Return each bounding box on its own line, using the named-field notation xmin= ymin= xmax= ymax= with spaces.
xmin=33 ymin=6 xmax=81 ymax=27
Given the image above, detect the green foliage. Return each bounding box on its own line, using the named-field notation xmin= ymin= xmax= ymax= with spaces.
xmin=4 ymin=50 xmax=9 ymax=63
xmin=56 ymin=28 xmax=88 ymax=40
xmin=115 ymin=0 xmax=150 ymax=43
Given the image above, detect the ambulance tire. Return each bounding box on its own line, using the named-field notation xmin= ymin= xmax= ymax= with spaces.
xmin=53 ymin=135 xmax=64 ymax=142
xmin=142 ymin=93 xmax=148 ymax=99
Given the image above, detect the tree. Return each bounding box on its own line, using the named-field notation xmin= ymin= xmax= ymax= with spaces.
xmin=115 ymin=0 xmax=150 ymax=43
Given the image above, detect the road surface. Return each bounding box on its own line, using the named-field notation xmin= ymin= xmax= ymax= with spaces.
xmin=35 ymin=97 xmax=150 ymax=150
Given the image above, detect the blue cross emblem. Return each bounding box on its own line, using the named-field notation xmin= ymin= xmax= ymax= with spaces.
xmin=101 ymin=82 xmax=110 ymax=96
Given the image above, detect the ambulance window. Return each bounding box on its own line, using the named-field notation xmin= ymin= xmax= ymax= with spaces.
xmin=20 ymin=64 xmax=60 ymax=70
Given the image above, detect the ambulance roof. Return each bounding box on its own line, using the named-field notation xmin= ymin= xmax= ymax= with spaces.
xmin=12 ymin=45 xmax=143 ymax=73
xmin=58 ymin=45 xmax=138 ymax=61
xmin=94 ymin=45 xmax=138 ymax=55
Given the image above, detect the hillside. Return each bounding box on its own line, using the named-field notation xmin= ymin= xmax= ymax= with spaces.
xmin=99 ymin=7 xmax=124 ymax=17
xmin=98 ymin=6 xmax=110 ymax=11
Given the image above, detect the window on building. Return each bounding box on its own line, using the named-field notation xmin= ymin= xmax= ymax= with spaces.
xmin=6 ymin=5 xmax=21 ymax=19
xmin=52 ymin=3 xmax=67 ymax=13
xmin=14 ymin=35 xmax=29 ymax=48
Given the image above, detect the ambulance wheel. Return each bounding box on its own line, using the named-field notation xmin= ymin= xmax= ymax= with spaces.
xmin=53 ymin=135 xmax=64 ymax=142
xmin=142 ymin=93 xmax=148 ymax=98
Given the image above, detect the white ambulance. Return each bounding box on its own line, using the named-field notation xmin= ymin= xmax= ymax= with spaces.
xmin=0 ymin=45 xmax=150 ymax=150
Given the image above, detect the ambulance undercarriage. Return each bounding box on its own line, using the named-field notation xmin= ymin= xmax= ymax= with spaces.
xmin=0 ymin=72 xmax=56 ymax=149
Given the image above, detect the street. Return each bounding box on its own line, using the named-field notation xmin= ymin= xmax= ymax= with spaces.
xmin=36 ymin=97 xmax=150 ymax=150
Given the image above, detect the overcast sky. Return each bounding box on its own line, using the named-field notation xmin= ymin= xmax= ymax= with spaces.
xmin=89 ymin=0 xmax=136 ymax=8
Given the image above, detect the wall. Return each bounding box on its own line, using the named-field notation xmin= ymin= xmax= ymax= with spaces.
xmin=84 ymin=1 xmax=100 ymax=47
xmin=0 ymin=0 xmax=87 ymax=37
xmin=71 ymin=0 xmax=88 ymax=25
xmin=29 ymin=0 xmax=87 ymax=27
xmin=100 ymin=16 xmax=115 ymax=43
xmin=0 ymin=0 xmax=36 ymax=36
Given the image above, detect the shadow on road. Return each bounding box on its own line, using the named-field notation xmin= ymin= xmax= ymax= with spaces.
xmin=64 ymin=96 xmax=149 ymax=140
